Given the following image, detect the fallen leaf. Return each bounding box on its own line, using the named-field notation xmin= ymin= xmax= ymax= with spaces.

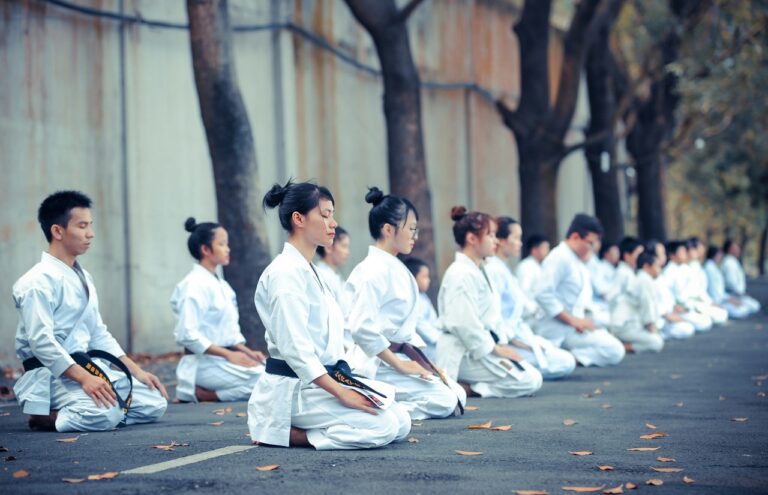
xmin=627 ymin=447 xmax=661 ymax=451
xmin=56 ymin=436 xmax=79 ymax=443
xmin=651 ymin=467 xmax=683 ymax=473
xmin=640 ymin=432 xmax=668 ymax=440
xmin=731 ymin=417 xmax=748 ymax=422
xmin=514 ymin=491 xmax=549 ymax=495
xmin=255 ymin=464 xmax=279 ymax=472
xmin=236 ymin=412 xmax=247 ymax=417
xmin=562 ymin=485 xmax=606 ymax=492
xmin=0 ymin=447 xmax=8 ymax=452
xmin=464 ymin=406 xmax=479 ymax=411
xmin=87 ymin=471 xmax=119 ymax=481
xmin=0 ymin=412 xmax=10 ymax=417
xmin=212 ymin=407 xmax=233 ymax=416
xmin=645 ymin=479 xmax=663 ymax=486
xmin=682 ymin=476 xmax=695 ymax=484
xmin=601 ymin=404 xmax=612 ymax=409
xmin=407 ymin=437 xmax=419 ymax=443
xmin=757 ymin=391 xmax=766 ymax=398
xmin=645 ymin=423 xmax=657 ymax=429
xmin=675 ymin=402 xmax=684 ymax=407
xmin=624 ymin=482 xmax=637 ymax=490
xmin=412 ymin=422 xmax=423 ymax=427
xmin=603 ymin=485 xmax=624 ymax=494
xmin=13 ymin=469 xmax=29 ymax=478
xmin=593 ymin=388 xmax=603 ymax=395
xmin=491 ymin=425 xmax=512 ymax=431
xmin=569 ymin=451 xmax=594 ymax=456
xmin=656 ymin=457 xmax=675 ymax=462
xmin=466 ymin=421 xmax=492 ymax=429
xmin=455 ymin=450 xmax=483 ymax=456
xmin=209 ymin=421 xmax=224 ymax=426
xmin=670 ymin=374 xmax=682 ymax=379
xmin=563 ymin=419 xmax=578 ymax=426
xmin=719 ymin=395 xmax=726 ymax=401
xmin=598 ymin=465 xmax=614 ymax=471
xmin=62 ymin=478 xmax=85 ymax=484
xmin=6 ymin=456 xmax=16 ymax=461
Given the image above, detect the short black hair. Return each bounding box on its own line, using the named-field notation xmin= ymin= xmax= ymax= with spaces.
xmin=402 ymin=256 xmax=428 ymax=278
xmin=525 ymin=234 xmax=549 ymax=253
xmin=496 ymin=216 xmax=519 ymax=240
xmin=666 ymin=240 xmax=687 ymax=256
xmin=317 ymin=226 xmax=348 ymax=257
xmin=706 ymin=245 xmax=720 ymax=261
xmin=566 ymin=213 xmax=603 ymax=238
xmin=637 ymin=251 xmax=657 ymax=270
xmin=619 ymin=236 xmax=643 ymax=260
xmin=598 ymin=240 xmax=618 ymax=259
xmin=722 ymin=238 xmax=735 ymax=254
xmin=37 ymin=191 xmax=93 ymax=243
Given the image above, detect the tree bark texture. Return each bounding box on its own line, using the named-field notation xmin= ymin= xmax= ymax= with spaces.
xmin=187 ymin=0 xmax=271 ymax=349
xmin=343 ymin=0 xmax=438 ymax=296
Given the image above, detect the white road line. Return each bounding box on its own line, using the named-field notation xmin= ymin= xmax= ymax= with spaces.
xmin=122 ymin=445 xmax=255 ymax=475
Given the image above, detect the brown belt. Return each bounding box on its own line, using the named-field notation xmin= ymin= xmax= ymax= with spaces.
xmin=184 ymin=345 xmax=239 ymax=355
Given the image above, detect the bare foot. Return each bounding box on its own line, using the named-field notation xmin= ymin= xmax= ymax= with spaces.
xmin=194 ymin=386 xmax=219 ymax=402
xmin=289 ymin=427 xmax=310 ymax=447
xmin=623 ymin=342 xmax=635 ymax=353
xmin=458 ymin=382 xmax=481 ymax=398
xmin=28 ymin=410 xmax=58 ymax=431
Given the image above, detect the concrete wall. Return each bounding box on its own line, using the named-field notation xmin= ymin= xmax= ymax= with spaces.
xmin=0 ymin=0 xmax=593 ymax=364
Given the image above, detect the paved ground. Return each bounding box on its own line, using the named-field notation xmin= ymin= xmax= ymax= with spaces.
xmin=1 ymin=281 xmax=767 ymax=495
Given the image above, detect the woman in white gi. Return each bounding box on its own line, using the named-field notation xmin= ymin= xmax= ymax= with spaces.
xmin=721 ymin=239 xmax=761 ymax=315
xmin=608 ymin=251 xmax=665 ymax=353
xmin=171 ymin=218 xmax=265 ymax=402
xmin=485 ymin=216 xmax=575 ymax=379
xmin=436 ymin=207 xmax=543 ymax=398
xmin=662 ymin=241 xmax=715 ymax=331
xmin=403 ymin=257 xmax=443 ymax=361
xmin=645 ymin=240 xmax=696 ymax=340
xmin=248 ymin=181 xmax=410 ymax=450
xmin=344 ymin=187 xmax=466 ymax=420
xmin=14 ymin=191 xmax=167 ymax=432
xmin=315 ymin=225 xmax=351 ymax=304
xmin=704 ymin=246 xmax=752 ymax=319
xmin=534 ymin=214 xmax=625 ymax=367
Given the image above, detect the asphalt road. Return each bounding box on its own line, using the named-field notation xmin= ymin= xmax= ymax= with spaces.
xmin=1 ymin=282 xmax=767 ymax=495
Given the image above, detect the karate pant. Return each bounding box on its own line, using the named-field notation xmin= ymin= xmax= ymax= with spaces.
xmin=458 ymin=357 xmax=543 ymax=398
xmin=691 ymin=302 xmax=728 ymax=325
xmin=609 ymin=322 xmax=664 ymax=353
xmin=536 ymin=320 xmax=625 ymax=367
xmin=736 ymin=295 xmax=761 ymax=315
xmin=291 ymin=387 xmax=411 ymax=450
xmin=53 ymin=365 xmax=167 ymax=432
xmin=722 ymin=300 xmax=752 ymax=319
xmin=682 ymin=311 xmax=713 ymax=332
xmin=589 ymin=300 xmax=612 ymax=328
xmin=516 ymin=336 xmax=577 ymax=380
xmin=192 ymin=357 xmax=263 ymax=402
xmin=659 ymin=319 xmax=695 ymax=340
xmin=376 ymin=356 xmax=466 ymax=420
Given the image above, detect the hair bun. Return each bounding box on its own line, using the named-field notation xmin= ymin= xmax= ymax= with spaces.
xmin=184 ymin=217 xmax=197 ymax=233
xmin=450 ymin=205 xmax=468 ymax=221
xmin=263 ymin=182 xmax=289 ymax=209
xmin=365 ymin=186 xmax=385 ymax=206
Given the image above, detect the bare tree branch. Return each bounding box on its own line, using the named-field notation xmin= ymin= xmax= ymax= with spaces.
xmin=394 ymin=0 xmax=426 ymax=24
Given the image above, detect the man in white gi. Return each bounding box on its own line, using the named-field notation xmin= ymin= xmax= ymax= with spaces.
xmin=534 ymin=214 xmax=625 ymax=367
xmin=662 ymin=241 xmax=716 ymax=331
xmin=516 ymin=234 xmax=550 ymax=325
xmin=704 ymin=246 xmax=752 ymax=319
xmin=13 ymin=191 xmax=168 ymax=432
xmin=721 ymin=239 xmax=762 ymax=315
xmin=684 ymin=238 xmax=729 ymax=324
xmin=645 ymin=240 xmax=696 ymax=340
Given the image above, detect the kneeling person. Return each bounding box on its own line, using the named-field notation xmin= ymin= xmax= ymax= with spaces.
xmin=14 ymin=191 xmax=168 ymax=432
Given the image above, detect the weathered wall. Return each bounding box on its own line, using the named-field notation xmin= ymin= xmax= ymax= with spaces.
xmin=0 ymin=0 xmax=593 ymax=364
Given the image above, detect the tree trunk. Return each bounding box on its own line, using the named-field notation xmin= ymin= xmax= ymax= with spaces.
xmin=518 ymin=147 xmax=560 ymax=243
xmin=758 ymin=222 xmax=767 ymax=276
xmin=343 ymin=0 xmax=438 ymax=296
xmin=187 ymin=0 xmax=271 ymax=350
xmin=585 ymin=2 xmax=625 ymax=242
xmin=633 ymin=150 xmax=667 ymax=241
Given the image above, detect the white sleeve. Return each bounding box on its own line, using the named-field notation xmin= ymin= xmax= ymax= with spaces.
xmin=414 ymin=296 xmax=442 ymax=345
xmin=172 ymin=287 xmax=213 ymax=354
xmin=637 ymin=278 xmax=658 ymax=326
xmin=535 ymin=257 xmax=565 ymax=318
xmin=440 ymin=281 xmax=496 ymax=360
xmin=345 ymin=275 xmax=391 ymax=357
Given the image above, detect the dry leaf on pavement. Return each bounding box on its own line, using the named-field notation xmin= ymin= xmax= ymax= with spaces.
xmin=624 ymin=482 xmax=637 ymax=489
xmin=209 ymin=421 xmax=224 ymax=426
xmin=236 ymin=412 xmax=247 ymax=417
xmin=255 ymin=464 xmax=279 ymax=472
xmin=491 ymin=425 xmax=512 ymax=431
xmin=56 ymin=436 xmax=80 ymax=443
xmin=627 ymin=447 xmax=661 ymax=451
xmin=645 ymin=479 xmax=663 ymax=486
xmin=656 ymin=457 xmax=675 ymax=462
xmin=731 ymin=417 xmax=748 ymax=422
xmin=603 ymin=484 xmax=623 ymax=494
xmin=562 ymin=485 xmax=606 ymax=492
xmin=682 ymin=476 xmax=695 ymax=484
xmin=407 ymin=437 xmax=419 ymax=443
xmin=670 ymin=374 xmax=681 ymax=379
xmin=13 ymin=469 xmax=29 ymax=478
xmin=464 ymin=406 xmax=479 ymax=411
xmin=212 ymin=407 xmax=233 ymax=416
xmin=455 ymin=450 xmax=483 ymax=456
xmin=87 ymin=472 xmax=119 ymax=481
xmin=563 ymin=419 xmax=578 ymax=426
xmin=598 ymin=465 xmax=614 ymax=471
xmin=467 ymin=421 xmax=493 ymax=429
xmin=569 ymin=451 xmax=594 ymax=456
xmin=675 ymin=402 xmax=684 ymax=407
xmin=514 ymin=490 xmax=549 ymax=495
xmin=62 ymin=478 xmax=85 ymax=484
xmin=645 ymin=423 xmax=657 ymax=429
xmin=601 ymin=404 xmax=612 ymax=409
xmin=651 ymin=467 xmax=683 ymax=473
xmin=640 ymin=432 xmax=668 ymax=440
xmin=719 ymin=395 xmax=726 ymax=401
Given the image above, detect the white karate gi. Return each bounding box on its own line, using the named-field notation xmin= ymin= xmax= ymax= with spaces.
xmin=436 ymin=253 xmax=543 ymax=398
xmin=344 ymin=246 xmax=465 ymax=420
xmin=248 ymin=243 xmax=410 ymax=450
xmin=586 ymin=257 xmax=616 ymax=327
xmin=653 ymin=275 xmax=696 ymax=340
xmin=534 ymin=243 xmax=625 ymax=367
xmin=515 ymin=256 xmax=546 ymax=323
xmin=609 ymin=271 xmax=664 ymax=353
xmin=685 ymin=260 xmax=729 ymax=324
xmin=704 ymin=259 xmax=751 ymax=319
xmin=721 ymin=255 xmax=762 ymax=315
xmin=170 ymin=264 xmax=263 ymax=402
xmin=662 ymin=263 xmax=715 ymax=330
xmin=13 ymin=253 xmax=167 ymax=432
xmin=414 ymin=292 xmax=442 ymax=361
xmin=485 ymin=256 xmax=575 ymax=379
xmin=315 ymin=260 xmax=354 ymax=349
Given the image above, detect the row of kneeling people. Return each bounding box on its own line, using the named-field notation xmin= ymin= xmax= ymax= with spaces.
xmin=11 ymin=186 xmax=761 ymax=450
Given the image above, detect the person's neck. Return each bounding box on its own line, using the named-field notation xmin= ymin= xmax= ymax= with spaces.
xmin=375 ymin=239 xmax=398 ymax=257
xmin=200 ymin=258 xmax=218 ymax=275
xmin=289 ymin=235 xmax=317 ymax=263
xmin=322 ymin=257 xmax=338 ymax=270
xmin=462 ymin=247 xmax=483 ymax=266
xmin=495 ymin=250 xmax=509 ymax=263
xmin=47 ymin=244 xmax=76 ymax=267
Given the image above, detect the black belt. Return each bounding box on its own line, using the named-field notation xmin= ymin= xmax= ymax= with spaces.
xmin=23 ymin=350 xmax=133 ymax=416
xmin=265 ymin=358 xmax=388 ymax=399
xmin=486 ymin=330 xmax=525 ymax=372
